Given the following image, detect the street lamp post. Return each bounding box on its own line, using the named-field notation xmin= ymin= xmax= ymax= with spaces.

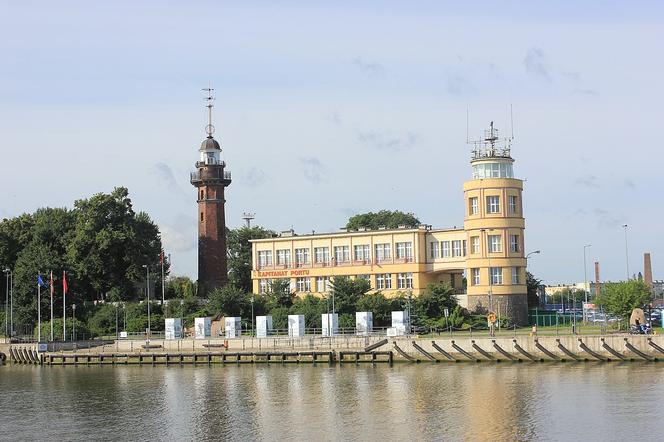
xmin=142 ymin=265 xmax=151 ymax=343
xmin=622 ymin=224 xmax=629 ymax=280
xmin=525 ymin=251 xmax=541 ymax=310
xmin=583 ymin=244 xmax=592 ymax=324
xmin=72 ymin=304 xmax=76 ymax=341
xmin=251 ymin=295 xmax=255 ymax=338
xmin=3 ymin=269 xmax=9 ymax=342
xmin=482 ymin=229 xmax=495 ymax=336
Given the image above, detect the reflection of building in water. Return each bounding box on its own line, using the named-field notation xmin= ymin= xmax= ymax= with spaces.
xmin=250 ymin=122 xmax=529 ymax=323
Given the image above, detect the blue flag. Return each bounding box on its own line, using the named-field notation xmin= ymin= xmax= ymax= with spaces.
xmin=37 ymin=274 xmax=48 ymax=288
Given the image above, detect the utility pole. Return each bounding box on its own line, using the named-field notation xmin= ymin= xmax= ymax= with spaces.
xmin=623 ymin=224 xmax=629 ymax=280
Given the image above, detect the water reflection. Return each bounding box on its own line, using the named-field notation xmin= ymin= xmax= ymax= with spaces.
xmin=2 ymin=363 xmax=664 ymax=441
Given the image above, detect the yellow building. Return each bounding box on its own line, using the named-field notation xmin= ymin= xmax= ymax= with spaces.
xmin=250 ymin=122 xmax=529 ymax=323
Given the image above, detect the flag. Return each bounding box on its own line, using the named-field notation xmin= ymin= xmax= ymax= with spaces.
xmin=50 ymin=271 xmax=54 ymax=296
xmin=37 ymin=274 xmax=48 ymax=288
xmin=160 ymin=250 xmax=164 ymax=265
xmin=63 ymin=271 xmax=68 ymax=294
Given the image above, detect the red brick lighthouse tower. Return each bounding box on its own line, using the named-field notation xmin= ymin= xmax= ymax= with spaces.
xmin=190 ymin=87 xmax=231 ymax=295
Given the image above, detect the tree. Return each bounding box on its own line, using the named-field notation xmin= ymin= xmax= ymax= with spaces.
xmin=67 ymin=187 xmax=163 ymax=300
xmin=526 ymin=271 xmax=542 ymax=308
xmin=266 ymin=279 xmax=294 ymax=309
xmin=226 ymin=226 xmax=275 ymax=293
xmin=595 ymin=280 xmax=651 ymax=322
xmin=346 ymin=210 xmax=420 ymax=231
xmin=329 ymin=277 xmax=371 ymax=315
xmin=207 ymin=285 xmax=250 ymax=317
xmin=548 ymin=288 xmax=585 ymax=305
xmin=356 ymin=292 xmax=392 ymax=326
xmin=290 ymin=294 xmax=326 ymax=328
xmin=414 ymin=282 xmax=458 ymax=326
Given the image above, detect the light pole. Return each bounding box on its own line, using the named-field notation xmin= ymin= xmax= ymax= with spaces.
xmin=482 ymin=229 xmax=495 ymax=336
xmin=583 ymin=244 xmax=591 ymax=324
xmin=3 ymin=269 xmax=9 ymax=341
xmin=251 ymin=295 xmax=255 ymax=337
xmin=525 ymin=250 xmax=541 ymax=309
xmin=142 ymin=264 xmax=151 ymax=343
xmin=622 ymin=224 xmax=629 ymax=280
xmin=72 ymin=304 xmax=76 ymax=341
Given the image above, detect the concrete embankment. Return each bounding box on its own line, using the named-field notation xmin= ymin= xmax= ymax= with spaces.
xmin=6 ymin=334 xmax=664 ymax=366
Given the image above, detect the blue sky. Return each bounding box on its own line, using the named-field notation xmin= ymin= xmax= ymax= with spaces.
xmin=1 ymin=1 xmax=662 ymax=284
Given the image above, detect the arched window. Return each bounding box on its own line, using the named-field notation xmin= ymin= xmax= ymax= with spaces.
xmin=200 ymin=212 xmax=204 ymax=222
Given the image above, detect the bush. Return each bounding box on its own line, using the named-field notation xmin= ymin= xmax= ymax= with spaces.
xmin=268 ymin=307 xmax=289 ymax=330
xmin=290 ymin=294 xmax=326 ymax=328
xmin=34 ymin=318 xmax=89 ymax=341
xmin=356 ymin=292 xmax=392 ymax=326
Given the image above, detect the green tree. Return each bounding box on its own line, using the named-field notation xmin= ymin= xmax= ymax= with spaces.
xmin=595 ymin=280 xmax=651 ymax=322
xmin=290 ymin=294 xmax=326 ymax=328
xmin=526 ymin=271 xmax=542 ymax=308
xmin=165 ymin=276 xmax=197 ymax=299
xmin=266 ymin=279 xmax=295 ymax=309
xmin=67 ymin=187 xmax=163 ymax=301
xmin=356 ymin=292 xmax=392 ymax=326
xmin=227 ymin=226 xmax=275 ymax=293
xmin=346 ymin=210 xmax=420 ymax=230
xmin=548 ymin=288 xmax=585 ymax=305
xmin=207 ymin=285 xmax=250 ymax=317
xmin=414 ymin=282 xmax=458 ymax=326
xmin=330 ymin=276 xmax=371 ymax=315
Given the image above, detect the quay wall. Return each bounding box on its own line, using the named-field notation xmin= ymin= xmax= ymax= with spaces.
xmin=11 ymin=334 xmax=664 ymax=363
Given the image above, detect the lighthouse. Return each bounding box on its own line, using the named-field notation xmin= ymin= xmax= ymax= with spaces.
xmin=463 ymin=122 xmax=528 ymax=324
xmin=190 ymin=87 xmax=232 ymax=295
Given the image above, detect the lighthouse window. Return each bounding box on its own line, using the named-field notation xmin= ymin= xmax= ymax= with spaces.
xmin=487 ymin=196 xmax=500 ymax=214
xmin=200 ymin=212 xmax=203 ymax=221
xmin=490 ymin=267 xmax=503 ymax=285
xmin=469 ymin=197 xmax=478 ymax=215
xmin=488 ymin=235 xmax=502 ymax=253
xmin=509 ymin=196 xmax=518 ymax=214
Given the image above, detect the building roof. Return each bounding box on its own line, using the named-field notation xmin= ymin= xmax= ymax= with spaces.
xmin=249 ymin=225 xmax=464 ymax=243
xmin=200 ymin=136 xmax=221 ymax=151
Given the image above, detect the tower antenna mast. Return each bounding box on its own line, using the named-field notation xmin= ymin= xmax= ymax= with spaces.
xmin=242 ymin=212 xmax=256 ymax=228
xmin=202 ymin=84 xmax=215 ymax=137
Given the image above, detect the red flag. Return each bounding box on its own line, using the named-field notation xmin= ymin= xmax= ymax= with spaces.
xmin=63 ymin=271 xmax=68 ymax=294
xmin=160 ymin=250 xmax=164 ymax=265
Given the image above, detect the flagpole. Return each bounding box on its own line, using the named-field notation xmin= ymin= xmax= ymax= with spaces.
xmin=161 ymin=252 xmax=165 ymax=306
xmin=50 ymin=270 xmax=54 ymax=341
xmin=37 ymin=276 xmax=41 ymax=343
xmin=63 ymin=271 xmax=66 ymax=342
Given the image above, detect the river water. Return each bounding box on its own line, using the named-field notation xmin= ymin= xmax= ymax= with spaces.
xmin=1 ymin=363 xmax=663 ymax=441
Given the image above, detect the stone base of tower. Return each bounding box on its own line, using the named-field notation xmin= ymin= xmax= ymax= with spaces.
xmin=466 ymin=293 xmax=529 ymax=326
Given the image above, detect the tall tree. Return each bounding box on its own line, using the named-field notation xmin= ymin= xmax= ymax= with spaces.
xmin=329 ymin=276 xmax=371 ymax=315
xmin=226 ymin=226 xmax=275 ymax=293
xmin=526 ymin=271 xmax=542 ymax=308
xmin=595 ymin=280 xmax=651 ymax=322
xmin=346 ymin=210 xmax=420 ymax=230
xmin=66 ymin=187 xmax=163 ymax=300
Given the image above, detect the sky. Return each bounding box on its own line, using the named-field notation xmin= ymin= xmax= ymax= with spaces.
xmin=1 ymin=0 xmax=663 ymax=285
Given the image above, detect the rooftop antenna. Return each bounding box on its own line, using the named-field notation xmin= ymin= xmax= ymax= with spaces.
xmin=242 ymin=212 xmax=255 ymax=228
xmin=510 ymin=104 xmax=514 ymax=140
xmin=202 ymin=83 xmax=215 ymax=137
xmin=466 ymin=106 xmax=469 ymax=144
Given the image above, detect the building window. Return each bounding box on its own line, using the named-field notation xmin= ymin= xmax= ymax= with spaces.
xmin=452 ymin=240 xmax=462 ymax=257
xmin=486 ymin=196 xmax=500 ymax=214
xmin=259 ymin=279 xmax=273 ymax=293
xmin=295 ymin=248 xmax=310 ymax=266
xmin=469 ymin=197 xmax=479 ymax=215
xmin=472 ymin=268 xmax=480 ymax=286
xmin=462 ymin=240 xmax=467 ymax=256
xmin=375 ymin=243 xmax=391 ymax=262
xmin=441 ymin=241 xmax=451 ymax=258
xmin=314 ymin=247 xmax=330 ymax=264
xmin=334 ymin=246 xmax=350 ymax=263
xmin=512 ymin=267 xmax=520 ymax=284
xmin=471 ymin=236 xmax=480 ymax=254
xmin=490 ymin=267 xmax=503 ymax=285
xmin=509 ymin=234 xmax=520 ymax=253
xmin=296 ymin=277 xmax=311 ymax=292
xmin=354 ymin=244 xmax=370 ymax=262
xmin=315 ymin=276 xmax=331 ymax=292
xmin=430 ymin=242 xmax=439 ymax=259
xmin=396 ymin=242 xmax=413 ymax=260
xmin=356 ymin=274 xmax=371 ymax=283
xmin=376 ymin=273 xmax=392 ymax=290
xmin=488 ymin=235 xmax=502 ymax=253
xmin=200 ymin=212 xmax=204 ymax=222
xmin=258 ymin=250 xmax=273 ymax=267
xmin=397 ymin=272 xmax=413 ymax=289
xmin=276 ymin=249 xmax=291 ymax=267
xmin=509 ymin=195 xmax=518 ymax=214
